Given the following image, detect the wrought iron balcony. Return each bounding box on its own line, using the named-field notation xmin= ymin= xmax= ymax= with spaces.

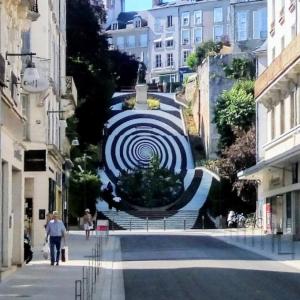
xmin=61 ymin=76 xmax=78 ymax=119
xmin=0 ymin=54 xmax=6 ymax=87
xmin=27 ymin=0 xmax=39 ymax=22
xmin=255 ymin=34 xmax=300 ymax=98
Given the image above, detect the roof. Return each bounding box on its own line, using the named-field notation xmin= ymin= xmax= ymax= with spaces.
xmin=107 ymin=11 xmax=148 ymax=30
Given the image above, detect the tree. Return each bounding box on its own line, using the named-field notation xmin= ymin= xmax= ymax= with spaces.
xmin=214 ymin=80 xmax=255 ymax=149
xmin=223 ymin=58 xmax=256 ymax=80
xmin=116 ymin=156 xmax=184 ymax=208
xmin=195 ymin=40 xmax=224 ymax=65
xmin=67 ymin=0 xmax=114 ymax=145
xmin=108 ymin=50 xmax=139 ymax=90
xmin=216 ymin=128 xmax=257 ymax=207
xmin=187 ymin=52 xmax=198 ymax=71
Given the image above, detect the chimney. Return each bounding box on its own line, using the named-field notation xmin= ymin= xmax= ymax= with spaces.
xmin=152 ymin=0 xmax=163 ymax=7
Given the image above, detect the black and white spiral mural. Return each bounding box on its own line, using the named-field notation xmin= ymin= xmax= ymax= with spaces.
xmin=98 ymin=93 xmax=216 ymax=227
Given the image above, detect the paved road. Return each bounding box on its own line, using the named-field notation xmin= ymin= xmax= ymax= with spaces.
xmin=119 ymin=234 xmax=300 ymax=300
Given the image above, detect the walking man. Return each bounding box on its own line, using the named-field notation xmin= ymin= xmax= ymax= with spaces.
xmin=46 ymin=211 xmax=66 ymax=266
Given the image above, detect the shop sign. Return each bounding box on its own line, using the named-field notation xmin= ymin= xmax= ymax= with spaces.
xmin=24 ymin=150 xmax=46 ymax=171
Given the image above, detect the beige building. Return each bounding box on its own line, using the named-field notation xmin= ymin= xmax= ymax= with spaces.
xmin=22 ymin=0 xmax=77 ymax=247
xmin=0 ymin=0 xmax=40 ymax=271
xmin=239 ymin=0 xmax=300 ymax=236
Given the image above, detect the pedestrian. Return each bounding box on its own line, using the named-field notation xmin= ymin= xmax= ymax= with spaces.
xmin=45 ymin=211 xmax=66 ymax=266
xmin=83 ymin=208 xmax=93 ymax=240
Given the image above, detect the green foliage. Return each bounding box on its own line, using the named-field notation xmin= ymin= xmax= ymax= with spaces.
xmin=215 ymin=80 xmax=255 ymax=149
xmin=187 ymin=52 xmax=198 ymax=71
xmin=122 ymin=97 xmax=136 ymax=110
xmin=147 ymin=98 xmax=160 ymax=110
xmin=223 ymin=58 xmax=256 ymax=80
xmin=66 ymin=0 xmax=138 ymax=145
xmin=69 ymin=145 xmax=101 ymax=219
xmin=195 ymin=40 xmax=224 ymax=65
xmin=116 ymin=157 xmax=183 ymax=208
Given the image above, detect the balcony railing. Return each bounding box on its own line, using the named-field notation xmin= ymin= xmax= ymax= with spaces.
xmin=27 ymin=0 xmax=39 ymax=21
xmin=255 ymin=34 xmax=300 ymax=98
xmin=29 ymin=0 xmax=38 ymax=13
xmin=0 ymin=54 xmax=5 ymax=87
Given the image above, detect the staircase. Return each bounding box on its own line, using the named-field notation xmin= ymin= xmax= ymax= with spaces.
xmin=99 ymin=210 xmax=200 ymax=230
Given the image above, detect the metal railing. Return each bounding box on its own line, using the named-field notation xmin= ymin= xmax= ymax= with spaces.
xmin=75 ymin=235 xmax=105 ymax=300
xmin=29 ymin=0 xmax=38 ymax=13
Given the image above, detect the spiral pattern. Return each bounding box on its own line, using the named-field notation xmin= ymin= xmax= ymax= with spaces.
xmin=102 ymin=95 xmax=194 ymax=186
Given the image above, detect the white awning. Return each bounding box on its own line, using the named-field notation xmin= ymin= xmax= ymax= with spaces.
xmin=154 ymin=38 xmax=162 ymax=43
xmin=165 ymin=36 xmax=174 ymax=41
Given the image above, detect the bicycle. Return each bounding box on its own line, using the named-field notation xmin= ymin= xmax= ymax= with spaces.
xmin=245 ymin=213 xmax=263 ymax=228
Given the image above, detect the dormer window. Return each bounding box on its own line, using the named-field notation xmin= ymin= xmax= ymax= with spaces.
xmin=112 ymin=22 xmax=118 ymax=30
xmin=135 ymin=18 xmax=141 ymax=28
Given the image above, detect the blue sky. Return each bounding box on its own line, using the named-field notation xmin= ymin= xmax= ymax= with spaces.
xmin=125 ymin=0 xmax=172 ymax=12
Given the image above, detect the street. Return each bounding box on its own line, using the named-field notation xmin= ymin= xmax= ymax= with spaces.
xmin=118 ymin=233 xmax=300 ymax=300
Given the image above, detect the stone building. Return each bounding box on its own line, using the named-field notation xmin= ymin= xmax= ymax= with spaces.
xmin=0 ymin=0 xmax=40 ymax=272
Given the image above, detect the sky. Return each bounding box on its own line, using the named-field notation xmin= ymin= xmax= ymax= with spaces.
xmin=125 ymin=0 xmax=172 ymax=12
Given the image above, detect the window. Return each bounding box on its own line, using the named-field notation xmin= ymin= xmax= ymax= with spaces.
xmin=214 ymin=7 xmax=223 ymax=23
xmin=182 ymin=29 xmax=190 ymax=45
xmin=292 ymin=163 xmax=299 ymax=184
xmin=155 ymin=39 xmax=162 ymax=49
xmin=194 ymin=27 xmax=202 ymax=44
xmin=166 ymin=53 xmax=174 ymax=67
xmin=290 ymin=90 xmax=296 ymax=128
xmin=112 ymin=22 xmax=118 ymax=30
xmin=127 ymin=35 xmax=135 ymax=48
xmin=253 ymin=8 xmax=267 ymax=39
xmin=280 ymin=100 xmax=285 ymax=134
xmin=194 ymin=10 xmax=202 ymax=25
xmin=214 ymin=25 xmax=223 ymax=42
xmin=237 ymin=11 xmax=248 ymax=41
xmin=140 ymin=34 xmax=147 ymax=47
xmin=155 ymin=54 xmax=162 ymax=68
xmin=182 ymin=12 xmax=190 ymax=26
xmin=183 ymin=50 xmax=190 ymax=65
xmin=116 ymin=36 xmax=124 ymax=49
xmin=166 ymin=38 xmax=174 ymax=48
xmin=155 ymin=18 xmax=163 ymax=32
xmin=167 ymin=15 xmax=173 ymax=27
xmin=135 ymin=19 xmax=141 ymax=28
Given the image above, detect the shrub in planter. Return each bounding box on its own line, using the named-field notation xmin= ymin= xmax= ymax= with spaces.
xmin=116 ymin=156 xmax=183 ymax=208
xmin=147 ymin=98 xmax=160 ymax=110
xmin=122 ymin=97 xmax=136 ymax=110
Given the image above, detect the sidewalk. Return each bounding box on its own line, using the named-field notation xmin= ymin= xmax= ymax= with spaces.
xmin=201 ymin=228 xmax=300 ymax=270
xmin=0 ymin=231 xmax=119 ymax=300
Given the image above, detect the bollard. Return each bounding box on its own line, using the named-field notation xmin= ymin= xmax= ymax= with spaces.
xmin=251 ymin=226 xmax=254 ymax=247
xmin=271 ymin=234 xmax=275 ymax=253
xmin=202 ymin=215 xmax=205 ymax=229
xmin=184 ymin=219 xmax=186 ymax=231
xmin=146 ymin=217 xmax=149 ymax=232
xmin=164 ymin=217 xmax=166 ymax=231
xmin=130 ymin=219 xmax=132 ymax=231
xmin=82 ymin=267 xmax=86 ymax=300
xmin=75 ymin=280 xmax=82 ymax=300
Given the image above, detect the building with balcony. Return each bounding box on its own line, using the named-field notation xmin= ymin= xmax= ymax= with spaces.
xmin=239 ymin=0 xmax=300 ymax=237
xmin=0 ymin=0 xmax=40 ymax=273
xmin=21 ymin=0 xmax=77 ymax=247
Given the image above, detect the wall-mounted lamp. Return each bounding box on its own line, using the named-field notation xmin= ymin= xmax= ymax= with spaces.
xmin=71 ymin=138 xmax=80 ymax=146
xmin=6 ymin=51 xmax=48 ymax=93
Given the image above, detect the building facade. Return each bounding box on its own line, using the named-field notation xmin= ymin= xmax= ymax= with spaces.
xmin=0 ymin=0 xmax=40 ymax=271
xmin=105 ymin=0 xmax=266 ymax=84
xmin=22 ymin=0 xmax=77 ymax=247
xmin=240 ymin=0 xmax=300 ymax=237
